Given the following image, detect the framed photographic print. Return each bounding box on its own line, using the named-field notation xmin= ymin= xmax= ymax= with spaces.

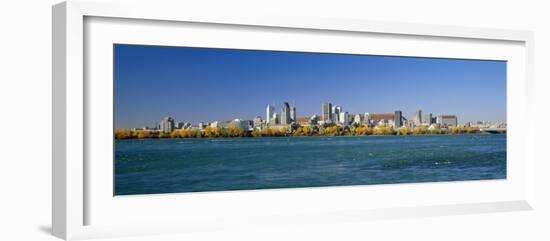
xmin=53 ymin=0 xmax=535 ymax=240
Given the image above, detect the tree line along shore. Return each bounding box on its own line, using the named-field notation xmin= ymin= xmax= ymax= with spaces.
xmin=114 ymin=125 xmax=494 ymax=140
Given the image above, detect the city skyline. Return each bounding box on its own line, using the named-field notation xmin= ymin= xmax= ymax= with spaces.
xmin=115 ymin=44 xmax=506 ymax=129
xmin=130 ymin=101 xmax=503 ymax=133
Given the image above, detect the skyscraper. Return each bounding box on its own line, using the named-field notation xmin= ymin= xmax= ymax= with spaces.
xmin=272 ymin=113 xmax=279 ymax=125
xmin=339 ymin=112 xmax=350 ymax=125
xmin=423 ymin=113 xmax=433 ymax=125
xmin=281 ymin=102 xmax=291 ymax=125
xmin=266 ymin=105 xmax=275 ymax=124
xmin=332 ymin=105 xmax=341 ymax=123
xmin=159 ymin=117 xmax=175 ymax=133
xmin=394 ymin=111 xmax=403 ymax=128
xmin=413 ymin=109 xmax=422 ymax=126
xmin=322 ymin=103 xmax=332 ymax=121
xmin=290 ymin=106 xmax=296 ymax=123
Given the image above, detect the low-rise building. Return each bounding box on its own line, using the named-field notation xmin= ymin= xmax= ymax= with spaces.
xmin=436 ymin=115 xmax=458 ymax=128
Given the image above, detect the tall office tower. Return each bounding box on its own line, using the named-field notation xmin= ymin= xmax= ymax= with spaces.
xmin=394 ymin=111 xmax=403 ymax=128
xmin=322 ymin=103 xmax=332 ymax=121
xmin=423 ymin=113 xmax=433 ymax=124
xmin=332 ymin=105 xmax=341 ymax=123
xmin=159 ymin=117 xmax=175 ymax=133
xmin=281 ymin=102 xmax=291 ymax=125
xmin=413 ymin=109 xmax=422 ymax=126
xmin=339 ymin=112 xmax=350 ymax=125
xmin=290 ymin=106 xmax=296 ymax=123
xmin=272 ymin=113 xmax=279 ymax=125
xmin=266 ymin=105 xmax=275 ymax=124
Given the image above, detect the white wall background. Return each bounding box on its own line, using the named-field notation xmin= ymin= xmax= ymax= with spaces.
xmin=0 ymin=0 xmax=548 ymax=240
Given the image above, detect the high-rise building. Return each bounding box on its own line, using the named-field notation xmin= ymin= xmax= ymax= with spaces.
xmin=271 ymin=113 xmax=279 ymax=125
xmin=332 ymin=105 xmax=341 ymax=123
xmin=423 ymin=113 xmax=433 ymax=125
xmin=413 ymin=109 xmax=422 ymax=126
xmin=159 ymin=117 xmax=175 ymax=133
xmin=322 ymin=103 xmax=332 ymax=121
xmin=281 ymin=102 xmax=291 ymax=125
xmin=266 ymin=105 xmax=275 ymax=124
xmin=394 ymin=111 xmax=403 ymax=128
xmin=339 ymin=112 xmax=350 ymax=125
xmin=290 ymin=106 xmax=296 ymax=123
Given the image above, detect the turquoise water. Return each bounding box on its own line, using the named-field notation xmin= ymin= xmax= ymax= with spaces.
xmin=114 ymin=134 xmax=506 ymax=195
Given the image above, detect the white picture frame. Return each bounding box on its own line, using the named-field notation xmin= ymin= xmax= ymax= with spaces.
xmin=52 ymin=0 xmax=535 ymax=240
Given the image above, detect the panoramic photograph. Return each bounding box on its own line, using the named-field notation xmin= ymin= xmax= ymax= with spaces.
xmin=113 ymin=44 xmax=507 ymax=196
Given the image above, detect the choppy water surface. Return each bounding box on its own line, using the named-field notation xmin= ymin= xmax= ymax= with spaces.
xmin=115 ymin=134 xmax=506 ymax=195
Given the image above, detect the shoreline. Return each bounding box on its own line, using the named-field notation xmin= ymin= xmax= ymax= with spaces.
xmin=115 ymin=125 xmax=504 ymax=140
xmin=114 ymin=132 xmax=505 ymax=140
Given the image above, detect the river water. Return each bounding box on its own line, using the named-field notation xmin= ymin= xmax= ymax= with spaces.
xmin=114 ymin=134 xmax=506 ymax=195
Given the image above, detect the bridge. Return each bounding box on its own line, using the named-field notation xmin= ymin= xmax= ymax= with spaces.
xmin=479 ymin=128 xmax=507 ymax=134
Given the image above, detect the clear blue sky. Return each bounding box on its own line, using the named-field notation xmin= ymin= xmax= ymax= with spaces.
xmin=114 ymin=44 xmax=506 ymax=129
